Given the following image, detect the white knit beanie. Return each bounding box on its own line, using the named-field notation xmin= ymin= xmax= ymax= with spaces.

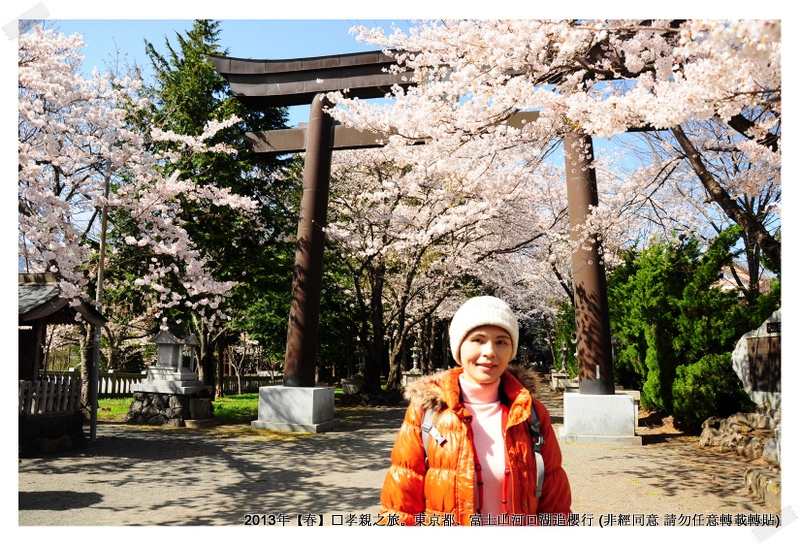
xmin=449 ymin=296 xmax=519 ymax=364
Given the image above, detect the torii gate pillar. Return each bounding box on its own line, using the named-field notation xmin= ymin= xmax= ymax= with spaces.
xmin=284 ymin=95 xmax=333 ymax=388
xmin=563 ymin=132 xmax=615 ymax=395
xmin=561 ymin=132 xmax=641 ymax=445
xmin=210 ymin=50 xmax=411 ymax=433
xmin=251 ymin=95 xmax=339 ymax=432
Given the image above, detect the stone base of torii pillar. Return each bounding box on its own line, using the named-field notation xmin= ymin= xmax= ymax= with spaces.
xmin=250 ymin=385 xmax=340 ymax=433
xmin=559 ymin=392 xmax=642 ymax=445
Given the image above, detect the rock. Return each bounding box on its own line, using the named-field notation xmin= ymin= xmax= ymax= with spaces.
xmin=702 ymin=416 xmax=724 ymax=430
xmin=763 ymin=425 xmax=781 ymax=466
xmin=126 ymin=392 xmax=199 ymax=427
xmin=190 ymin=398 xmax=213 ymax=419
xmin=699 ymin=427 xmax=720 ymax=447
xmin=731 ymin=309 xmax=781 ymax=410
xmin=701 ymin=307 xmax=782 ymax=471
xmin=745 ymin=467 xmax=781 ymax=511
xmin=699 ymin=411 xmax=778 ymax=465
xmin=736 ymin=436 xmax=766 ymax=460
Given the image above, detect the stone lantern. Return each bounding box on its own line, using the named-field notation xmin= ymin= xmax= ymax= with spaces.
xmin=355 ymin=344 xmax=366 ymax=376
xmin=551 ymin=341 xmax=570 ymax=391
xmin=402 ymin=340 xmax=423 ymax=387
xmin=341 ymin=343 xmax=366 ymax=395
xmin=127 ymin=327 xmax=210 ymax=427
xmin=410 ymin=342 xmax=420 ymax=372
xmin=151 ymin=329 xmax=184 ymax=370
xmin=146 ymin=329 xmax=203 ymax=382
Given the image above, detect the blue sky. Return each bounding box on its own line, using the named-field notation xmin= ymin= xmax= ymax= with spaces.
xmin=49 ymin=18 xmax=412 ymax=127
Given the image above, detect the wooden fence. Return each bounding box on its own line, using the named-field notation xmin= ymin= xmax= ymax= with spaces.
xmin=39 ymin=370 xmax=282 ymax=398
xmin=19 ymin=376 xmax=82 ymax=416
xmin=42 ymin=369 xmax=145 ymax=397
xmin=222 ymin=374 xmax=282 ymax=394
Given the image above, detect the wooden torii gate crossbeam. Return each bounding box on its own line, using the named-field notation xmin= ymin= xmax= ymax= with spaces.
xmin=211 ymin=51 xmax=615 ymax=395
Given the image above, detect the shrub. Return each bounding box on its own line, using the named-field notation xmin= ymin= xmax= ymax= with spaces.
xmin=671 ymin=353 xmax=754 ymax=431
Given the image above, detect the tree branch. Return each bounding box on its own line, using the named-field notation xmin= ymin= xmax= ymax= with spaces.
xmin=671 ymin=125 xmax=780 ymax=271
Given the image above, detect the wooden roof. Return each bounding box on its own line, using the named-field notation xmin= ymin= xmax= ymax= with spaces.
xmin=18 ymin=273 xmax=107 ymax=327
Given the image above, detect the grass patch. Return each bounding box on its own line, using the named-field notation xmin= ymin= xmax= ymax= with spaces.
xmin=95 ymin=393 xmax=261 ymax=423
xmin=213 ymin=393 xmax=259 ymax=422
xmin=97 ymin=397 xmax=133 ymax=422
xmin=97 ymin=389 xmax=385 ymax=426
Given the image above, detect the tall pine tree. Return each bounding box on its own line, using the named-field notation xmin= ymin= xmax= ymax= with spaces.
xmin=140 ymin=20 xmax=297 ymax=395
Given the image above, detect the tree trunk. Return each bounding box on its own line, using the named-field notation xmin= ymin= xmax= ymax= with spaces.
xmin=194 ymin=314 xmax=217 ymax=399
xmin=543 ymin=315 xmax=557 ymax=370
xmin=79 ymin=324 xmax=92 ymax=407
xmin=227 ymin=346 xmax=244 ymax=395
xmin=386 ymin=318 xmax=413 ymax=390
xmin=420 ymin=316 xmax=434 ymax=374
xmin=362 ymin=265 xmax=386 ymax=394
xmin=671 ymin=126 xmax=781 ymax=271
xmin=104 ymin=327 xmax=116 ymax=371
xmin=215 ymin=337 xmax=225 ymax=398
xmin=386 ymin=345 xmax=404 ymax=390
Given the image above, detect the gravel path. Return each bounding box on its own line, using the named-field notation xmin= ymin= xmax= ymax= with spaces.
xmin=19 ymin=377 xmax=781 ymax=532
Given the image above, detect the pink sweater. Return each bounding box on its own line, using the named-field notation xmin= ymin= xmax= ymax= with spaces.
xmin=459 ymin=375 xmax=508 ymax=518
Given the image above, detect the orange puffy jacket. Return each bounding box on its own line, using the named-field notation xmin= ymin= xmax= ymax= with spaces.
xmin=380 ymin=366 xmax=572 ymax=526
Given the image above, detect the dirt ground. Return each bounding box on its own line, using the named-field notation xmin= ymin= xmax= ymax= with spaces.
xmin=18 ymin=374 xmax=783 ymax=536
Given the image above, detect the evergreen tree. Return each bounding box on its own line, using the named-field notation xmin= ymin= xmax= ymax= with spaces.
xmin=606 ymin=228 xmax=779 ymax=429
xmin=139 ymin=20 xmax=296 ymax=394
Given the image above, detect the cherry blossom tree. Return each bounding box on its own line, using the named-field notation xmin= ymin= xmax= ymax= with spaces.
xmin=18 ymin=26 xmax=258 ymax=345
xmin=326 ymin=144 xmax=577 ymax=389
xmin=319 ymin=20 xmax=780 ymax=386
xmin=327 ymin=19 xmax=781 ymax=274
xmin=621 ymin=117 xmax=780 ymax=299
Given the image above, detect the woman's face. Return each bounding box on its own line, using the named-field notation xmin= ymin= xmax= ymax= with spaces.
xmin=459 ymin=325 xmax=513 ymax=385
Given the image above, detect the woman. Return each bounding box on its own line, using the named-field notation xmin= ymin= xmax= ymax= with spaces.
xmin=380 ymin=296 xmax=572 ymax=526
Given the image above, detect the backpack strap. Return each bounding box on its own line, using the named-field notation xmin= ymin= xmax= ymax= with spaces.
xmin=421 ymin=404 xmax=544 ymax=498
xmin=528 ymin=403 xmax=545 ymax=498
xmin=421 ymin=407 xmax=447 ymax=466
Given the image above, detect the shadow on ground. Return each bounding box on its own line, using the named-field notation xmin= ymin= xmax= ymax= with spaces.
xmin=20 ymin=375 xmax=776 ymax=526
xmin=19 ymin=406 xmax=406 ymax=525
xmin=20 ymin=491 xmax=103 ymax=510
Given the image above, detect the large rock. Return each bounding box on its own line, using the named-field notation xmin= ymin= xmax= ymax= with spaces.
xmin=125 ymin=391 xmax=199 ymax=427
xmin=731 ymin=308 xmax=781 ymax=414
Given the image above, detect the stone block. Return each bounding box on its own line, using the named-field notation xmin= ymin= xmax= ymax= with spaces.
xmin=402 ymin=370 xmax=422 ymax=387
xmin=560 ymin=392 xmax=642 ymax=445
xmin=763 ymin=432 xmax=780 ymax=466
xmin=341 ymin=378 xmax=364 ymax=395
xmin=252 ymin=385 xmax=339 ymax=433
xmin=190 ymin=398 xmax=213 ymax=420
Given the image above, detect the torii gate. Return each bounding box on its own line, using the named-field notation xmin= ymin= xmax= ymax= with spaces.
xmin=212 ymin=49 xmax=630 ymax=437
